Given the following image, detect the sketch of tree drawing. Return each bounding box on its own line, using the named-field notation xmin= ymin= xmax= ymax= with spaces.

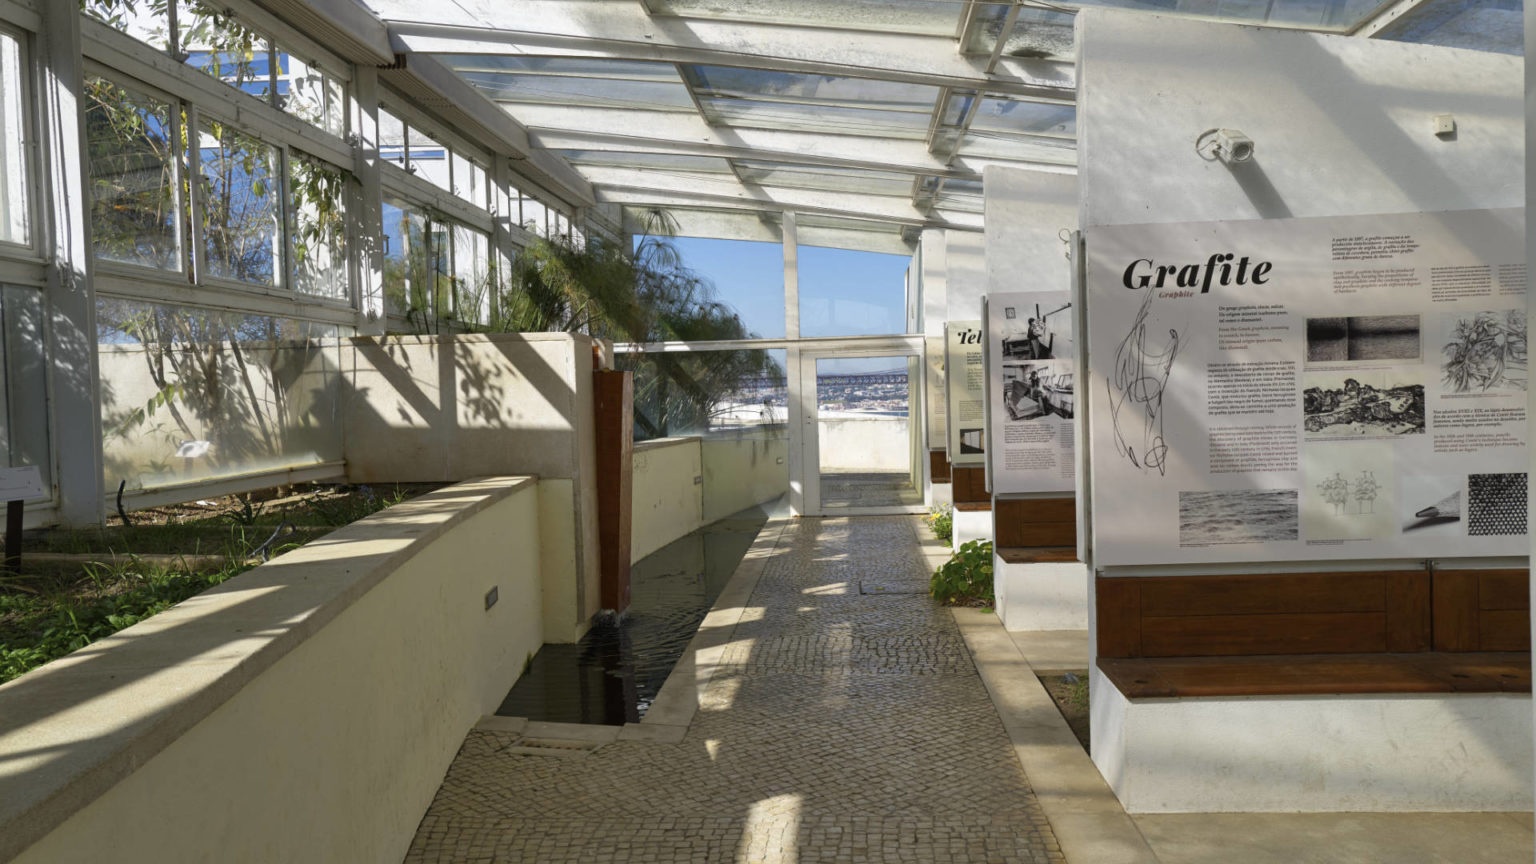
xmin=1443 ymin=309 xmax=1528 ymax=392
xmin=1353 ymin=470 xmax=1379 ymax=514
xmin=1319 ymin=472 xmax=1350 ymax=515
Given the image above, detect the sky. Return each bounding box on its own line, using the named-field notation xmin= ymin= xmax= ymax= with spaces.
xmin=659 ymin=236 xmax=914 ymax=375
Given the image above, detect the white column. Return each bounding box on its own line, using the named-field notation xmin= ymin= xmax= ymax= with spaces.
xmin=40 ymin=0 xmax=103 ymax=525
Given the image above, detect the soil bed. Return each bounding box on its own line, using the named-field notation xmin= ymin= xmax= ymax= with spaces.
xmin=2 ymin=483 xmax=441 ymax=684
xmin=1038 ymin=669 xmax=1091 ymax=753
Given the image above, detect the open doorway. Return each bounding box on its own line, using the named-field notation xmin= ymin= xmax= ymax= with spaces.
xmin=810 ymin=353 xmax=922 ymax=512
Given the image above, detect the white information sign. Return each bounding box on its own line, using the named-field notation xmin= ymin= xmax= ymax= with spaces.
xmin=986 ymin=291 xmax=1076 ymax=494
xmin=945 ymin=321 xmax=986 ymax=466
xmin=1087 ymin=208 xmax=1526 ymax=567
xmin=0 ymin=465 xmax=44 ymax=502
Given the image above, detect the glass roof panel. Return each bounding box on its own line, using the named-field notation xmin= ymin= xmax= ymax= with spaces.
xmin=935 ymin=191 xmax=985 ymax=214
xmin=1072 ymin=0 xmax=1385 ymax=33
xmin=440 ymin=56 xmax=686 ymax=82
xmin=453 ymin=70 xmax=696 ymax=111
xmin=687 ymin=66 xmax=940 ymax=112
xmin=1376 ymin=0 xmax=1522 ymax=54
xmin=968 ymin=97 xmax=1076 ymax=138
xmin=697 ymin=97 xmax=933 ymax=138
xmin=734 ymin=160 xmax=914 ymax=196
xmin=646 ymin=0 xmax=966 ymax=35
xmin=956 ymin=133 xmax=1077 ymax=163
xmin=560 ymin=150 xmax=736 ymax=173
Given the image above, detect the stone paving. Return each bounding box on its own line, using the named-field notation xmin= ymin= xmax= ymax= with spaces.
xmin=405 ymin=516 xmax=1064 ymax=864
xmin=819 ymin=473 xmax=924 ymax=510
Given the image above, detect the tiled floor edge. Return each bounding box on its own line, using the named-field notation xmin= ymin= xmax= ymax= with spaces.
xmin=951 ymin=607 xmax=1164 ymax=864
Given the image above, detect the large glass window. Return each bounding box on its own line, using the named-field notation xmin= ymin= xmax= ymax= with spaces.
xmin=82 ymin=0 xmax=171 ymax=51
xmin=276 ymin=48 xmax=346 ymax=137
xmin=0 ymin=32 xmax=29 ymax=246
xmin=651 ymin=237 xmax=786 ymax=339
xmin=617 ymin=348 xmax=787 ymax=441
xmin=85 ymin=76 xmax=180 ymax=270
xmin=452 ymin=224 xmax=491 ymax=326
xmin=179 ymin=1 xmax=273 ymax=100
xmin=196 ymin=119 xmax=281 ymax=286
xmin=408 ymin=125 xmax=450 ymax=192
xmin=96 ymin=298 xmax=344 ymax=492
xmin=382 ymin=196 xmax=431 ymax=320
xmin=1 ymin=286 xmax=50 ymax=499
xmin=797 ymin=245 xmax=910 ymax=337
xmin=290 ymin=151 xmax=349 ymax=300
xmin=378 ymin=108 xmax=407 ymax=168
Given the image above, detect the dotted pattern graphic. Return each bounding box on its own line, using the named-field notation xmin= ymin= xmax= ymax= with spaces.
xmin=1468 ymin=473 xmax=1527 ymax=536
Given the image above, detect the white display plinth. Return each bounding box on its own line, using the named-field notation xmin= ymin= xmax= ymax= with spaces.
xmin=1091 ymin=667 xmax=1534 ymax=813
xmin=952 ymin=508 xmax=992 ymax=547
xmin=994 ymin=554 xmax=1088 ymax=631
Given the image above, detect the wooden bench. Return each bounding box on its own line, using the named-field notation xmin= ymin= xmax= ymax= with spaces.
xmin=1097 ymin=569 xmax=1530 ymax=698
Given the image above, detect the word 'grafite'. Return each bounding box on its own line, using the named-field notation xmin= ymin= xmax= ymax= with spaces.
xmin=1122 ymin=254 xmax=1273 ymax=292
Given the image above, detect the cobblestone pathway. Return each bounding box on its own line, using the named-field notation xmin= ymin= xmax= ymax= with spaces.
xmin=405 ymin=517 xmax=1064 ymax=864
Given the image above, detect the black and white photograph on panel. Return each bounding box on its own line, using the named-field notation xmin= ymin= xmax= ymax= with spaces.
xmin=1400 ymin=474 xmax=1463 ymax=536
xmin=1467 ymin=472 xmax=1528 ymax=536
xmin=999 ymin=300 xmax=1073 ymax=360
xmin=1001 ymin=362 xmax=1074 ymax=421
xmin=959 ymin=428 xmax=984 ymax=454
xmin=1179 ymin=489 xmax=1299 ymax=546
xmin=1301 ymin=444 xmax=1394 ymax=541
xmin=1440 ymin=308 xmax=1528 ymax=393
xmin=1302 ymin=369 xmax=1425 ymax=439
xmin=1305 ymin=315 xmax=1421 ymax=363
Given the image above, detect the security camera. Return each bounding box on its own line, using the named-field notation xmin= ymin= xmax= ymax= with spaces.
xmin=1212 ymin=129 xmax=1254 ymax=164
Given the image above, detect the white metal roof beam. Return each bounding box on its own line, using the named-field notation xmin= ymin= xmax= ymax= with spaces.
xmin=506 ymin=104 xmax=1076 ymax=176
xmin=620 ymin=207 xmax=915 ymax=255
xmin=1346 ymin=0 xmax=1436 ymax=36
xmin=589 ymin=177 xmax=985 ymax=230
xmin=374 ymin=0 xmax=1076 ymax=100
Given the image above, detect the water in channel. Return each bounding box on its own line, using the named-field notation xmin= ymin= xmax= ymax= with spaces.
xmin=495 ymin=499 xmax=784 ymax=725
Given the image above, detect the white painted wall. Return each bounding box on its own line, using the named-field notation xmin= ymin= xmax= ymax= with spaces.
xmin=344 ymin=332 xmax=600 ymax=642
xmin=3 ymin=478 xmax=543 ymax=864
xmin=944 ymin=230 xmax=987 ymax=323
xmin=632 ymin=437 xmax=705 ymax=562
xmin=993 ymin=555 xmax=1088 ymax=631
xmin=953 ymin=508 xmax=992 ymax=547
xmin=1076 ymin=9 xmax=1526 ymax=812
xmin=819 ymin=417 xmax=911 ymax=472
xmin=701 ymin=429 xmax=789 ymax=522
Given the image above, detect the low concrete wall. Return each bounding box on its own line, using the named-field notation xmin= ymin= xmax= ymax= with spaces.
xmin=1 ymin=478 xmax=543 ymax=864
xmin=819 ymin=417 xmax=910 ymax=473
xmin=953 ymin=508 xmax=992 ymax=547
xmin=994 ymin=556 xmax=1088 ymax=631
xmin=702 ymin=428 xmax=788 ymax=523
xmin=632 ymin=438 xmax=705 ymax=563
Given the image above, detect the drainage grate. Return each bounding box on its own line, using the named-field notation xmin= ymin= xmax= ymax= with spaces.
xmin=501 ymin=737 xmax=607 ymax=758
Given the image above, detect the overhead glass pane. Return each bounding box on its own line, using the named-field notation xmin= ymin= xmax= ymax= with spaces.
xmin=96 ymin=299 xmax=344 ymax=493
xmin=290 ymin=151 xmax=350 ymax=301
xmin=86 ymin=76 xmax=180 ymax=270
xmin=964 ymin=4 xmax=1077 ymax=59
xmin=699 ymin=97 xmax=932 ymax=138
xmin=968 ymin=97 xmax=1076 ymax=139
xmin=1377 ymin=0 xmax=1522 ymax=53
xmin=799 ymin=245 xmax=911 ymax=338
xmin=448 ymin=58 xmax=695 ymax=111
xmin=935 ymin=190 xmax=985 ymax=214
xmin=689 ymin=66 xmax=939 ymax=112
xmin=441 ymin=55 xmax=685 ymax=81
xmin=734 ymin=161 xmax=913 ymax=196
xmin=560 ymin=150 xmax=735 ymax=174
xmin=648 ymin=0 xmax=965 ymax=35
xmin=957 ymin=133 xmax=1077 ymax=163
xmin=642 ymin=235 xmax=786 ymax=340
xmin=196 ymin=119 xmax=280 ymax=286
xmin=178 ymin=1 xmax=274 ymax=101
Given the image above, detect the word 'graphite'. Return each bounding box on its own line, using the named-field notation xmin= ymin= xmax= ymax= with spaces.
xmin=1122 ymin=254 xmax=1273 ymax=292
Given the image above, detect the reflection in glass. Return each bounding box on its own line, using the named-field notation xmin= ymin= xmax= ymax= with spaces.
xmin=277 ymin=50 xmax=346 ymax=136
xmin=617 ymin=349 xmax=787 ymax=441
xmin=290 ymin=151 xmax=349 ymax=300
xmin=382 ymin=196 xmax=431 ymax=320
xmin=452 ymin=224 xmax=492 ymax=326
xmin=1 ymin=286 xmax=50 ymax=497
xmin=409 ymin=126 xmax=451 ymax=192
xmin=179 ymin=1 xmax=273 ymax=100
xmin=96 ymin=299 xmax=344 ymax=493
xmin=82 ymin=0 xmax=172 ymax=51
xmin=86 ymin=76 xmax=180 ymax=270
xmin=197 ymin=119 xmax=281 ymax=285
xmin=0 ymin=33 xmax=28 ymax=245
xmin=378 ymin=108 xmax=407 ymax=167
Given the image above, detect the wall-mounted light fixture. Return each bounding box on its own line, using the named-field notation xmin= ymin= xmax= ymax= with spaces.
xmin=1195 ymin=128 xmax=1255 ymax=165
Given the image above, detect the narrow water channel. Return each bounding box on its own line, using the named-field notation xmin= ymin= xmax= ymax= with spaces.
xmin=495 ymin=499 xmax=784 ymax=725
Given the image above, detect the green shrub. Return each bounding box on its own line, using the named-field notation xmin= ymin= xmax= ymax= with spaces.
xmin=930 ymin=539 xmax=993 ymax=605
xmin=924 ymin=504 xmax=953 ymax=546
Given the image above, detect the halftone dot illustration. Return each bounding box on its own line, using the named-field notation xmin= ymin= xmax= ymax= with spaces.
xmin=1467 ymin=473 xmax=1527 ymax=536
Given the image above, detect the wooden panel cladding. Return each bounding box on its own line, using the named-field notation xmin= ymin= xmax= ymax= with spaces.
xmin=1433 ymin=569 xmax=1531 ymax=653
xmin=994 ymin=497 xmax=1076 ymax=548
xmin=953 ymin=502 xmax=992 ymax=512
xmin=1100 ymin=652 xmax=1531 ymax=699
xmin=1097 ymin=570 xmax=1431 ymax=659
xmin=997 ymin=546 xmax=1078 ymax=565
xmin=950 ymin=466 xmax=988 ymax=504
xmin=929 ymin=450 xmax=951 ymax=483
xmin=593 ymin=370 xmax=633 ymax=613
